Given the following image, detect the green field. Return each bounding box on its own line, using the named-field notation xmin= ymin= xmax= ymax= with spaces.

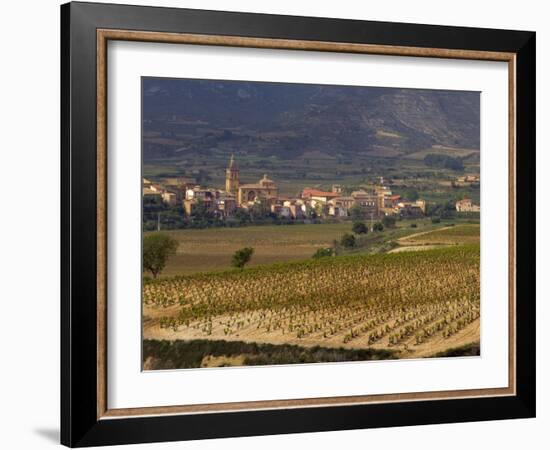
xmin=143 ymin=339 xmax=397 ymax=369
xmin=147 ymin=219 xmax=471 ymax=277
xmin=406 ymin=224 xmax=480 ymax=244
xmin=143 ymin=338 xmax=479 ymax=369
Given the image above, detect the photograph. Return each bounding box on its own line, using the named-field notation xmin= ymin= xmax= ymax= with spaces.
xmin=141 ymin=77 xmax=481 ymax=370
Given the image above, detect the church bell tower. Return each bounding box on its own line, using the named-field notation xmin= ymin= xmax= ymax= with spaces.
xmin=225 ymin=154 xmax=239 ymax=197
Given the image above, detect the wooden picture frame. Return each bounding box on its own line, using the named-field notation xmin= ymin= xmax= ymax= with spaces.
xmin=61 ymin=1 xmax=535 ymax=447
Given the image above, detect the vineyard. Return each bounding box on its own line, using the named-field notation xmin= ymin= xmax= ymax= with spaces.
xmin=404 ymin=224 xmax=480 ymax=245
xmin=143 ymin=243 xmax=480 ymax=361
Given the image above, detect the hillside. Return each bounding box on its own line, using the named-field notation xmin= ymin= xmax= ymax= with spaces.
xmin=142 ymin=78 xmax=480 ymax=163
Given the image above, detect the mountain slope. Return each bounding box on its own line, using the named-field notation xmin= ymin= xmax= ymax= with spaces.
xmin=142 ymin=78 xmax=480 ymax=161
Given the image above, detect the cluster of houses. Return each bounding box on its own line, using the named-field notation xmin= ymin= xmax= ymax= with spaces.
xmin=143 ymin=155 xmax=430 ymax=221
xmin=455 ymin=198 xmax=481 ymax=212
xmin=456 ymin=174 xmax=480 ymax=184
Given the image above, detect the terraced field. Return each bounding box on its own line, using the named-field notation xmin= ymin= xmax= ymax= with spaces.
xmin=405 ymin=224 xmax=480 ymax=244
xmin=143 ymin=244 xmax=480 ymax=364
xmin=390 ymin=224 xmax=480 ymax=254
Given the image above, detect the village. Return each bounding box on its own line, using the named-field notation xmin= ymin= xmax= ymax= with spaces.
xmin=143 ymin=155 xmax=479 ymax=226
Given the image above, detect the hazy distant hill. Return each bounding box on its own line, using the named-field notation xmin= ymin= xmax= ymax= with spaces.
xmin=142 ymin=78 xmax=480 ymax=162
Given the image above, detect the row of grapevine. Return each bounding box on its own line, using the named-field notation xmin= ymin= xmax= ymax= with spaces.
xmin=147 ymin=244 xmax=480 ymax=350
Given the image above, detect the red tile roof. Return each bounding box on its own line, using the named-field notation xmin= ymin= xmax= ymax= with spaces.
xmin=302 ymin=188 xmax=340 ymax=198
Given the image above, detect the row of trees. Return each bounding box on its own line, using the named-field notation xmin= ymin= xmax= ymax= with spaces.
xmin=144 ymin=197 xmax=324 ymax=231
xmin=313 ymin=217 xmax=395 ymax=258
xmin=424 ymin=153 xmax=465 ymax=171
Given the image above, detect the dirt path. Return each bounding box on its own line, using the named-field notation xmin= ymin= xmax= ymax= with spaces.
xmin=388 ymin=226 xmax=455 ymax=253
xmin=397 ymin=226 xmax=452 ymax=243
xmin=388 ymin=244 xmax=444 ymax=254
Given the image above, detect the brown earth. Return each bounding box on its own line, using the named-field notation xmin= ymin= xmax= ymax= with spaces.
xmin=143 ymin=304 xmax=479 ymax=359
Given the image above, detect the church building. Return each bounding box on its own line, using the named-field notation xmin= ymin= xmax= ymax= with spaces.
xmin=224 ymin=155 xmax=279 ymax=206
xmin=238 ymin=174 xmax=279 ymax=205
xmin=225 ymin=154 xmax=239 ymax=197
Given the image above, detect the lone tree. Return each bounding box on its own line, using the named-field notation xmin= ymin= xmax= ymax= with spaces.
xmin=340 ymin=233 xmax=356 ymax=248
xmin=231 ymin=247 xmax=254 ymax=269
xmin=352 ymin=221 xmax=368 ymax=234
xmin=143 ymin=233 xmax=179 ymax=278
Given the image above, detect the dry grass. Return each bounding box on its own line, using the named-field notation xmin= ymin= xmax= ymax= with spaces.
xmin=154 ymin=223 xmax=353 ymax=276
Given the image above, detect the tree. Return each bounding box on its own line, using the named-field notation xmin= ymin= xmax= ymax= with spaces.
xmin=250 ymin=203 xmax=268 ymax=222
xmin=143 ymin=233 xmax=179 ymax=278
xmin=234 ymin=208 xmax=251 ymax=225
xmin=307 ymin=207 xmax=318 ymax=220
xmin=382 ymin=215 xmax=396 ymax=228
xmin=424 ymin=153 xmax=464 ymax=171
xmin=231 ymin=247 xmax=254 ymax=269
xmin=402 ymin=188 xmax=419 ymax=201
xmin=373 ymin=222 xmax=384 ymax=232
xmin=313 ymin=248 xmax=333 ymax=258
xmin=340 ymin=233 xmax=356 ymax=248
xmin=352 ymin=221 xmax=368 ymax=234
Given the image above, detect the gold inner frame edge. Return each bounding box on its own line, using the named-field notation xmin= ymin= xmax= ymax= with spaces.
xmin=96 ymin=29 xmax=517 ymax=420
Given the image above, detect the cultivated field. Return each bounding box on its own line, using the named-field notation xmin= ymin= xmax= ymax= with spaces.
xmin=391 ymin=224 xmax=480 ymax=253
xmin=153 ymin=223 xmax=352 ymax=276
xmin=146 ymin=220 xmax=469 ymax=276
xmin=405 ymin=224 xmax=480 ymax=244
xmin=143 ymin=244 xmax=480 ymax=365
xmin=404 ymin=145 xmax=479 ymax=160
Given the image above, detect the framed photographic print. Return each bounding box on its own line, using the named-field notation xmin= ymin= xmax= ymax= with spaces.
xmin=61 ymin=1 xmax=536 ymax=447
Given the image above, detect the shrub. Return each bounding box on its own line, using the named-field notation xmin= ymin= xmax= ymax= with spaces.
xmin=402 ymin=188 xmax=419 ymax=201
xmin=352 ymin=221 xmax=368 ymax=234
xmin=424 ymin=153 xmax=464 ymax=171
xmin=231 ymin=247 xmax=254 ymax=269
xmin=382 ymin=215 xmax=396 ymax=228
xmin=312 ymin=248 xmax=333 ymax=258
xmin=340 ymin=233 xmax=356 ymax=248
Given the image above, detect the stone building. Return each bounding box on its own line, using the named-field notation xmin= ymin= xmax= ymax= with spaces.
xmin=161 ymin=191 xmax=177 ymax=207
xmin=394 ymin=200 xmax=426 ymax=217
xmin=351 ymin=190 xmax=379 ymax=216
xmin=455 ymin=198 xmax=480 ymax=212
xmin=238 ymin=174 xmax=279 ymax=205
xmin=225 ymin=154 xmax=240 ymax=197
